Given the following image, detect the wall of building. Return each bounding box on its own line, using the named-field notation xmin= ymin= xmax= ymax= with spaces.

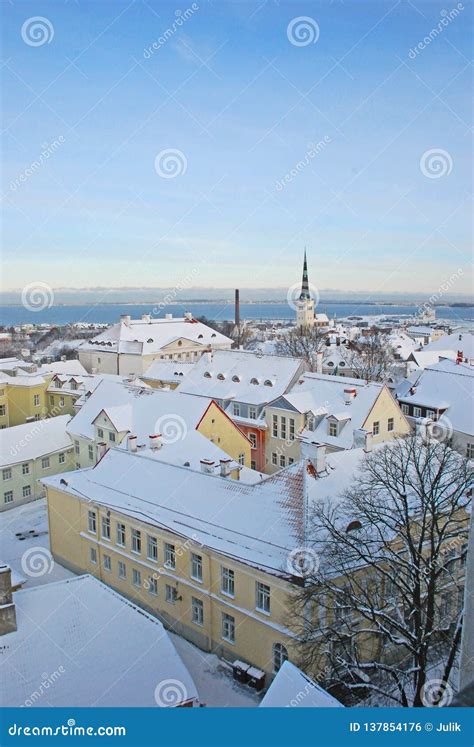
xmin=198 ymin=403 xmax=251 ymax=468
xmin=1 ymin=447 xmax=75 ymax=511
xmin=362 ymin=387 xmax=410 ymax=444
xmin=264 ymin=407 xmax=304 ymax=474
xmin=6 ymin=382 xmax=48 ymax=426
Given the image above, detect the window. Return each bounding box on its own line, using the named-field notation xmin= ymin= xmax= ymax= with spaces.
xmin=165 ymin=584 xmax=177 ymax=604
xmin=0 ymin=405 xmax=5 ymax=416
xmin=97 ymin=428 xmax=104 ymax=439
xmin=132 ymin=568 xmax=141 ymax=587
xmin=109 ymin=432 xmax=116 ymax=442
xmin=329 ymin=421 xmax=338 ymax=437
xmin=191 ymin=553 xmax=203 ymax=581
xmin=249 ymin=433 xmax=257 ymax=449
xmin=103 ymin=555 xmax=111 ymax=572
xmin=71 ymin=381 xmax=77 ymax=391
xmin=413 ymin=407 xmax=422 ymax=418
xmin=41 ymin=457 xmax=50 ymax=469
xmin=2 ymin=468 xmax=12 ymax=481
xmin=75 ymin=462 xmax=80 ymax=470
xmin=289 ymin=418 xmax=295 ymax=441
xmin=49 ymin=396 xmax=54 ymax=405
xmin=221 ymin=567 xmax=235 ymax=597
xmin=88 ymin=445 xmax=94 ymax=460
xmin=131 ymin=529 xmax=141 ymax=554
xmin=401 ymin=403 xmax=409 ymax=415
xmin=118 ymin=561 xmax=126 ymax=579
xmin=387 ymin=417 xmax=394 ymax=432
xmin=116 ymin=522 xmax=126 ymax=546
xmin=467 ymin=443 xmax=474 ymax=459
xmin=101 ymin=515 xmax=111 ymax=540
xmin=232 ymin=403 xmax=240 ymax=417
xmin=58 ymin=452 xmax=65 ymax=464
xmin=272 ymin=414 xmax=278 ymax=438
xmin=4 ymin=491 xmax=13 ymax=504
xmin=249 ymin=405 xmax=257 ymax=420
xmin=251 ymin=460 xmax=256 ymax=470
xmin=372 ymin=421 xmax=380 ymax=436
xmin=164 ymin=542 xmax=176 ymax=569
xmin=34 ymin=394 xmax=40 ymax=406
xmin=22 ymin=463 xmax=29 ymax=475
xmin=272 ymin=643 xmax=288 ymax=673
xmin=148 ymin=576 xmax=158 ymax=595
xmin=288 ymin=457 xmax=294 ymax=465
xmin=88 ymin=510 xmax=96 ymax=533
xmin=222 ymin=612 xmax=235 ymax=643
xmin=90 ymin=547 xmax=97 ymax=564
xmin=238 ymin=453 xmax=245 ymax=465
xmin=280 ymin=416 xmax=286 ymax=440
xmin=22 ymin=485 xmax=31 ymax=498
xmin=426 ymin=409 xmax=436 ymax=420
xmin=59 ymin=397 xmax=65 ymax=408
xmin=256 ymin=581 xmax=271 ymax=614
xmin=147 ymin=535 xmax=158 ymax=562
xmin=192 ymin=597 xmax=204 ymax=626
xmin=279 ymin=455 xmax=286 ymax=468
xmin=272 ymin=452 xmax=277 ymax=466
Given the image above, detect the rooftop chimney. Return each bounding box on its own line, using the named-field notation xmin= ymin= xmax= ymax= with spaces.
xmin=165 ymin=313 xmax=173 ymax=320
xmin=220 ymin=458 xmax=232 ymax=478
xmin=184 ymin=311 xmax=192 ymax=321
xmin=300 ymin=441 xmax=326 ymax=474
xmin=149 ymin=434 xmax=162 ymax=450
xmin=120 ymin=314 xmax=131 ymax=327
xmin=96 ymin=442 xmax=107 ymax=462
xmin=200 ymin=459 xmax=215 ymax=474
xmin=344 ymin=387 xmax=357 ymax=405
xmin=315 ymin=350 xmax=323 ymax=374
xmin=128 ymin=434 xmax=137 ymax=453
xmin=141 ymin=313 xmax=151 ymax=323
xmin=0 ymin=565 xmax=17 ymax=636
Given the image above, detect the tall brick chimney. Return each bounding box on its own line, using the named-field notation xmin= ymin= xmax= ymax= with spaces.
xmin=0 ymin=565 xmax=17 ymax=635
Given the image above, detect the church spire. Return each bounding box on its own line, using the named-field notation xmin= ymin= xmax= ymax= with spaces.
xmin=299 ymin=248 xmax=311 ymax=300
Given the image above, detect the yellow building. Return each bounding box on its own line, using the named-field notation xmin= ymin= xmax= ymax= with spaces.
xmin=264 ymin=373 xmax=410 ymax=472
xmin=1 ymin=414 xmax=74 ymax=511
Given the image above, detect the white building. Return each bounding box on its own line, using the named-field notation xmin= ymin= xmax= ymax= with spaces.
xmin=78 ymin=313 xmax=233 ymax=375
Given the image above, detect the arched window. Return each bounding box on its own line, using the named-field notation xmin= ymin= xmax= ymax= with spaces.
xmin=217 ymin=373 xmax=225 ymax=380
xmin=272 ymin=643 xmax=288 ymax=673
xmin=346 ymin=520 xmax=362 ymax=533
xmin=264 ymin=379 xmax=274 ymax=387
xmin=232 ymin=375 xmax=241 ymax=382
xmin=204 ymin=371 xmax=212 ymax=378
xmin=250 ymin=377 xmax=259 ymax=385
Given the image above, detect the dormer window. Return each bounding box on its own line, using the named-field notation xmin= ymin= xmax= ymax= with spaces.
xmin=204 ymin=371 xmax=212 ymax=378
xmin=232 ymin=375 xmax=241 ymax=383
xmin=211 ymin=333 xmax=216 ymax=337
xmin=328 ymin=420 xmax=338 ymax=437
xmin=306 ymin=414 xmax=315 ymax=431
xmin=339 ymin=361 xmax=346 ymax=367
xmin=346 ymin=520 xmax=362 ymax=533
xmin=250 ymin=377 xmax=259 ymax=385
xmin=55 ymin=380 xmax=61 ymax=388
xmin=70 ymin=381 xmax=77 ymax=390
xmin=327 ymin=361 xmax=334 ymax=367
xmin=147 ymin=338 xmax=153 ymax=343
xmin=198 ymin=334 xmax=204 ymax=339
xmin=264 ymin=379 xmax=274 ymax=387
xmin=217 ymin=373 xmax=226 ymax=381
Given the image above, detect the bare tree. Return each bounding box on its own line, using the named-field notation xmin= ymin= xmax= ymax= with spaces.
xmin=345 ymin=329 xmax=395 ymax=382
xmin=291 ymin=435 xmax=472 ymax=706
xmin=276 ymin=326 xmax=328 ymax=370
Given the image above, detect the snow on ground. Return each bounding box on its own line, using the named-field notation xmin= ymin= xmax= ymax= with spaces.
xmin=170 ymin=633 xmax=262 ymax=708
xmin=0 ymin=498 xmax=73 ymax=588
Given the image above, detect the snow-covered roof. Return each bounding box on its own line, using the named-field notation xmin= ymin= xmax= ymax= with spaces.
xmin=67 ymin=379 xmax=213 ymax=441
xmin=38 ymin=360 xmax=88 ymax=377
xmin=395 ymin=359 xmax=474 ymax=437
xmin=0 ymin=415 xmax=73 ymax=467
xmin=80 ymin=315 xmax=232 ymax=356
xmin=143 ymin=359 xmax=197 ymax=384
xmin=407 ymin=350 xmax=456 ymax=369
xmin=260 ymin=661 xmax=343 ymax=708
xmin=179 ymin=350 xmax=304 ymax=406
xmin=43 ymin=447 xmax=368 ymax=577
xmin=424 ymin=332 xmax=474 ymax=361
xmin=1 ymin=574 xmax=198 ymax=707
xmin=406 ymin=326 xmax=436 ymax=337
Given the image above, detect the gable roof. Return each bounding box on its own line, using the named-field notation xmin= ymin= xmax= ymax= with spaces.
xmin=0 ymin=415 xmax=73 ymax=467
xmin=260 ymin=661 xmax=343 ymax=708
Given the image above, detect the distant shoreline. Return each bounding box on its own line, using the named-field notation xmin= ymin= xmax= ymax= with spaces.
xmin=0 ymin=300 xmax=472 ymax=308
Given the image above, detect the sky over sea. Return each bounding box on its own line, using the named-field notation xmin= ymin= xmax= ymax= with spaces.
xmin=2 ymin=0 xmax=472 ymax=298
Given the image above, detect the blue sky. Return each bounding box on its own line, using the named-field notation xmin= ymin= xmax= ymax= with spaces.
xmin=2 ymin=0 xmax=472 ymax=298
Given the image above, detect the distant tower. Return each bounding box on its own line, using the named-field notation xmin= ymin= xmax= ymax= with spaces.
xmin=296 ymin=249 xmax=315 ymax=329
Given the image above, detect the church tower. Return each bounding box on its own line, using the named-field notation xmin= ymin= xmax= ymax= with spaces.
xmin=296 ymin=249 xmax=315 ymax=329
